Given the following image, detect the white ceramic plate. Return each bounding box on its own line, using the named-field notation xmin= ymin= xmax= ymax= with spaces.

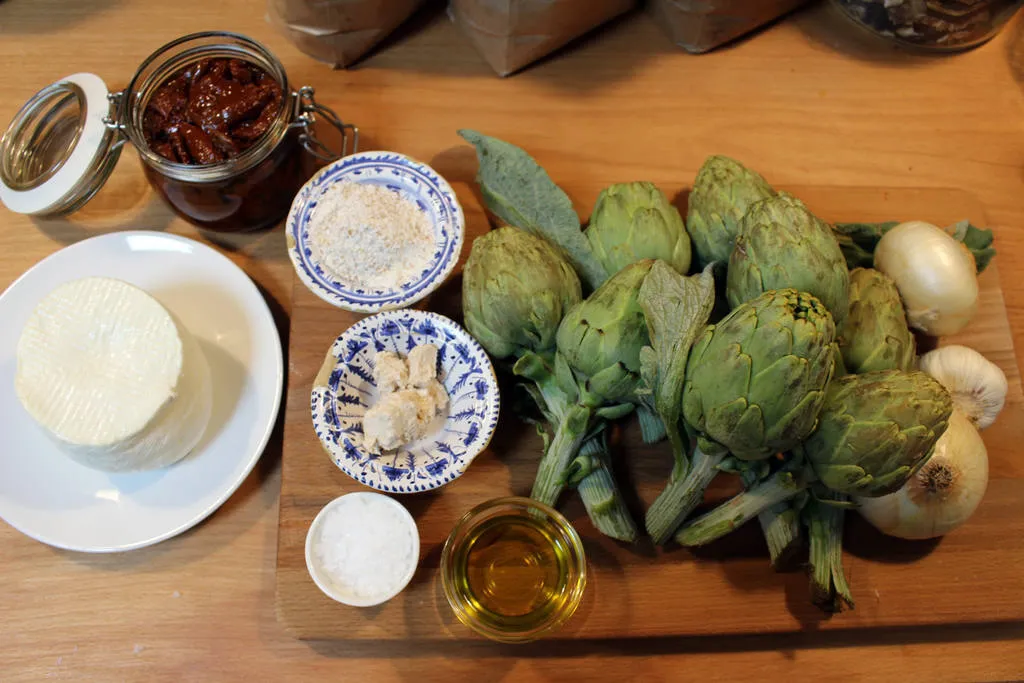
xmin=0 ymin=231 xmax=283 ymax=552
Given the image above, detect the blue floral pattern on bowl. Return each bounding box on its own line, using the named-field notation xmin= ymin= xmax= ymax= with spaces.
xmin=287 ymin=151 xmax=465 ymax=313
xmin=311 ymin=310 xmax=500 ymax=493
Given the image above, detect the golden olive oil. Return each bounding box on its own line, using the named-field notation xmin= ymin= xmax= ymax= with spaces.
xmin=450 ymin=513 xmax=574 ymax=629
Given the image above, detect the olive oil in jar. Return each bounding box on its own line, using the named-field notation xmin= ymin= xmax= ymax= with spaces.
xmin=442 ymin=498 xmax=587 ymax=642
xmin=460 ymin=514 xmax=567 ymax=619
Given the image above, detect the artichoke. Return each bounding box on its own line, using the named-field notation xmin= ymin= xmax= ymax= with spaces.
xmin=586 ymin=182 xmax=691 ymax=276
xmin=646 ymin=288 xmax=837 ymax=544
xmin=530 ymin=260 xmax=654 ymax=507
xmin=465 ymin=228 xmax=638 ymax=539
xmin=683 ymin=288 xmax=837 ymax=461
xmin=727 ymin=193 xmax=850 ymax=328
xmin=681 ymin=368 xmax=948 ymax=559
xmin=463 ymin=226 xmax=582 ymax=359
xmin=686 ymin=155 xmax=776 ymax=268
xmin=556 ymin=259 xmax=654 ymax=404
xmin=676 ymin=369 xmax=953 ymax=547
xmin=798 ymin=370 xmax=953 ymax=497
xmin=840 ymin=268 xmax=915 ymax=374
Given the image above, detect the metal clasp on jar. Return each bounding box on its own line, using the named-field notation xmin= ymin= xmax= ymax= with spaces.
xmin=102 ymin=90 xmax=127 ymax=136
xmin=291 ymin=87 xmax=359 ymax=162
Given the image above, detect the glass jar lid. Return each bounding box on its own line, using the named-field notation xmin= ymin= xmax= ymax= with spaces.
xmin=0 ymin=73 xmax=124 ymax=217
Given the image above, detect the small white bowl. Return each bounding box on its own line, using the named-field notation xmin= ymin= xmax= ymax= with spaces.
xmin=286 ymin=151 xmax=465 ymax=313
xmin=304 ymin=492 xmax=420 ymax=607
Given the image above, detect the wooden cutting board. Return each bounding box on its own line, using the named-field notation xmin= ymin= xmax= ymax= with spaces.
xmin=275 ymin=185 xmax=1024 ymax=641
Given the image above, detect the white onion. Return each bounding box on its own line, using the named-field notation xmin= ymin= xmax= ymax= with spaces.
xmin=856 ymin=410 xmax=988 ymax=540
xmin=873 ymin=221 xmax=979 ymax=336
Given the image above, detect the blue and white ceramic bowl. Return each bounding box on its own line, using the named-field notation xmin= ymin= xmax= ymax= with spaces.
xmin=286 ymin=151 xmax=465 ymax=313
xmin=311 ymin=309 xmax=500 ymax=493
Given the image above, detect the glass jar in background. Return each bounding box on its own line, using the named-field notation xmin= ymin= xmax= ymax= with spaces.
xmin=0 ymin=31 xmax=357 ymax=233
xmin=832 ymin=0 xmax=1022 ymax=51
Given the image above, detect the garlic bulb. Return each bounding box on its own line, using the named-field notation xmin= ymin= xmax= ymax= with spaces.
xmin=918 ymin=345 xmax=1007 ymax=429
xmin=873 ymin=221 xmax=979 ymax=336
xmin=856 ymin=409 xmax=988 ymax=540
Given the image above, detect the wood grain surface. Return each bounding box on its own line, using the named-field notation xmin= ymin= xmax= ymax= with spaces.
xmin=277 ymin=186 xmax=1024 ymax=641
xmin=2 ymin=0 xmax=1024 ymax=680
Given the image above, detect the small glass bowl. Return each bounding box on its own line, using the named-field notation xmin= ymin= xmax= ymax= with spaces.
xmin=440 ymin=497 xmax=586 ymax=643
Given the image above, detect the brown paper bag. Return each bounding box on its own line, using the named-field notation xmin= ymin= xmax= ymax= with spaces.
xmin=449 ymin=0 xmax=637 ymax=76
xmin=650 ymin=0 xmax=809 ymax=54
xmin=268 ymin=0 xmax=427 ymax=67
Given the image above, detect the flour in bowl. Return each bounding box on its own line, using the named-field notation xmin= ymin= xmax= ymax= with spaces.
xmin=308 ymin=181 xmax=435 ymax=290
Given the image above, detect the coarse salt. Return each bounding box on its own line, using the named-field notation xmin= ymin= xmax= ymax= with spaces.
xmin=311 ymin=493 xmax=418 ymax=604
xmin=308 ymin=181 xmax=435 ymax=291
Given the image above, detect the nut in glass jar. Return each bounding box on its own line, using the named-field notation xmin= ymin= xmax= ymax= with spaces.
xmin=0 ymin=31 xmax=358 ymax=233
xmin=832 ymin=0 xmax=1022 ymax=51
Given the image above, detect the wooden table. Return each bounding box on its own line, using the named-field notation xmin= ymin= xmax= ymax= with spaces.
xmin=1 ymin=1 xmax=1023 ymax=680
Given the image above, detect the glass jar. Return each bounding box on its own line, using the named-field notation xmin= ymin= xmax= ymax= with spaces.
xmin=440 ymin=497 xmax=587 ymax=643
xmin=0 ymin=31 xmax=357 ymax=233
xmin=832 ymin=0 xmax=1022 ymax=51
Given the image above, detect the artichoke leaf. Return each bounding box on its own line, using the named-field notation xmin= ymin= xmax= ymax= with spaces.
xmin=518 ymin=382 xmax=555 ymax=425
xmin=553 ymin=351 xmax=579 ymax=403
xmin=458 ymin=130 xmax=608 ymax=290
xmin=948 ymin=220 xmax=996 ymax=273
xmin=564 ymin=451 xmax=601 ymax=487
xmin=830 ymin=221 xmax=899 ymax=271
xmin=638 ymin=261 xmax=716 ymax=476
xmin=513 ymin=351 xmax=574 ymax=423
xmin=596 ymin=402 xmax=635 ymax=421
xmin=638 ymin=345 xmax=658 ymax=398
xmin=512 ymin=350 xmax=551 ymax=384
xmin=585 ymin=363 xmax=638 ymax=406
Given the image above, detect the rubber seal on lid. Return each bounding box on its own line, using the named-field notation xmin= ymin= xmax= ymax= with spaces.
xmin=0 ymin=73 xmax=123 ymax=216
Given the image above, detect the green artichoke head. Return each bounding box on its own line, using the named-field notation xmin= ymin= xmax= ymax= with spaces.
xmin=686 ymin=155 xmax=776 ymax=268
xmin=682 ymin=288 xmax=837 ymax=460
xmin=463 ymin=226 xmax=583 ymax=359
xmin=556 ymin=259 xmax=654 ymax=404
xmin=840 ymin=268 xmax=916 ymax=374
xmin=798 ymin=370 xmax=952 ymax=497
xmin=586 ymin=181 xmax=691 ymax=276
xmin=727 ymin=193 xmax=850 ymax=328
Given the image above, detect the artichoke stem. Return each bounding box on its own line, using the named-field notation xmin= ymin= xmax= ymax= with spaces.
xmin=674 ymin=468 xmax=808 ymax=547
xmin=741 ymin=469 xmax=803 ymax=571
xmin=807 ymin=492 xmax=854 ymax=613
xmin=637 ymin=405 xmax=667 ymax=444
xmin=760 ymin=504 xmax=803 ymax=571
xmin=645 ymin=445 xmax=721 ymax=545
xmin=576 ymin=437 xmax=638 ymax=543
xmin=531 ymin=404 xmax=592 ymax=507
xmin=665 ymin=422 xmax=689 ymax=483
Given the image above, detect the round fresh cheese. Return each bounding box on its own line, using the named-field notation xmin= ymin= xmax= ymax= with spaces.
xmin=14 ymin=277 xmax=213 ymax=472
